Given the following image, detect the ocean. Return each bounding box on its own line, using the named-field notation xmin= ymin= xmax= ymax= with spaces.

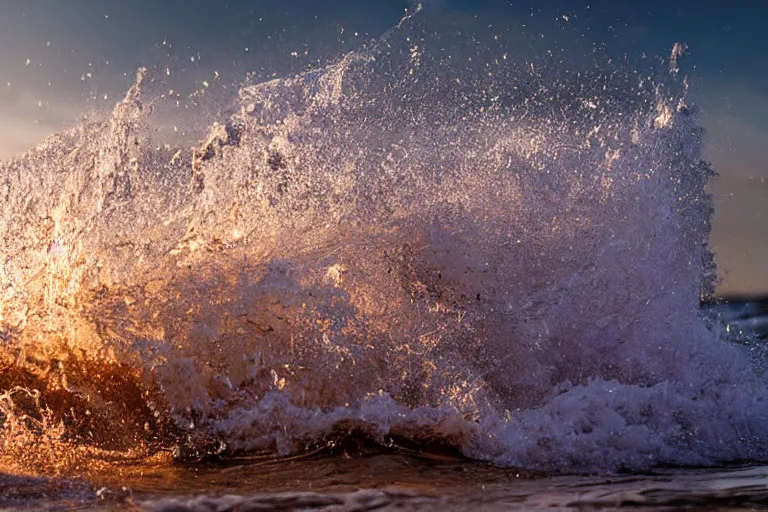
xmin=1 ymin=5 xmax=767 ymax=510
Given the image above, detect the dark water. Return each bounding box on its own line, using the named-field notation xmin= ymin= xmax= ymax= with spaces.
xmin=3 ymin=447 xmax=768 ymax=510
xmin=1 ymin=5 xmax=768 ymax=510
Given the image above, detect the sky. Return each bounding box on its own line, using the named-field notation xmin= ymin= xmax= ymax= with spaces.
xmin=0 ymin=0 xmax=766 ymax=297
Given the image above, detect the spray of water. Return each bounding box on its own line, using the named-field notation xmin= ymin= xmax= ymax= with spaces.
xmin=0 ymin=8 xmax=766 ymax=475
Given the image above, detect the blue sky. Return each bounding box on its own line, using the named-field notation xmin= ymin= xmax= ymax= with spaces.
xmin=0 ymin=0 xmax=765 ymax=295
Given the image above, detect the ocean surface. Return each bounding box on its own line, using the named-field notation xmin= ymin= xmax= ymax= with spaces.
xmin=1 ymin=5 xmax=767 ymax=510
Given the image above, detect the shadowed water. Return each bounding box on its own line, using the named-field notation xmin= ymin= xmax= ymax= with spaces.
xmin=2 ymin=447 xmax=768 ymax=510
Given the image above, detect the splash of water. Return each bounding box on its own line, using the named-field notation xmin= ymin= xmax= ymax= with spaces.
xmin=0 ymin=9 xmax=766 ymax=475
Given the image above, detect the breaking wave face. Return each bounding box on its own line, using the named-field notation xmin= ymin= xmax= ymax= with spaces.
xmin=1 ymin=10 xmax=767 ymax=475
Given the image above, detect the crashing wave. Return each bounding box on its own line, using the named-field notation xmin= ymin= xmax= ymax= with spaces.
xmin=0 ymin=8 xmax=765 ymax=475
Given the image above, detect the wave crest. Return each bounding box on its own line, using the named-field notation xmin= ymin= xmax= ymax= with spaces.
xmin=0 ymin=10 xmax=765 ymax=474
